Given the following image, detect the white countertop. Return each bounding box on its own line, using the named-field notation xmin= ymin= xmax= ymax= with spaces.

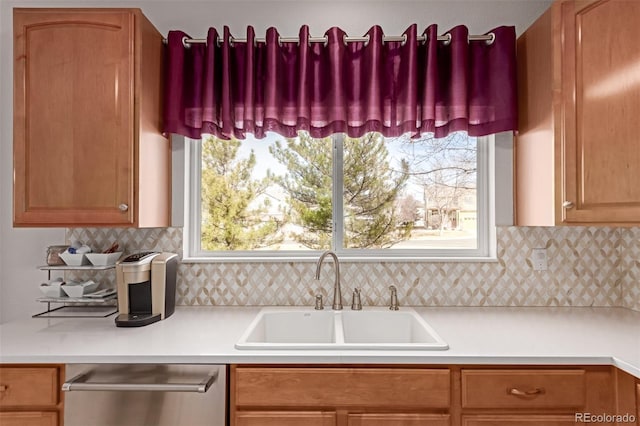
xmin=1 ymin=306 xmax=639 ymax=378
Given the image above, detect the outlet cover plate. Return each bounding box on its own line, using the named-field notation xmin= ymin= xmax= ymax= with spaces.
xmin=532 ymin=248 xmax=548 ymax=271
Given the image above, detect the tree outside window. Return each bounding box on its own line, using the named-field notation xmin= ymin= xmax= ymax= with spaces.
xmin=198 ymin=131 xmax=480 ymax=253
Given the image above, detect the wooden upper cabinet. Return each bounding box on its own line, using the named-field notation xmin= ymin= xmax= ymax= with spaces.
xmin=515 ymin=0 xmax=640 ymax=226
xmin=13 ymin=9 xmax=170 ymax=227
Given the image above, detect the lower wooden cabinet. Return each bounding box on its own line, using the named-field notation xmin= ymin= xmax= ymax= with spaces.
xmin=348 ymin=413 xmax=450 ymax=426
xmin=236 ymin=411 xmax=451 ymax=426
xmin=636 ymin=382 xmax=639 ymax=424
xmin=0 ymin=411 xmax=58 ymax=426
xmin=231 ymin=365 xmax=635 ymax=426
xmin=612 ymin=367 xmax=639 ymax=426
xmin=460 ymin=366 xmax=620 ymax=426
xmin=0 ymin=365 xmax=64 ymax=426
xmin=236 ymin=411 xmax=337 ymax=426
xmin=461 ymin=415 xmax=577 ymax=426
xmin=231 ymin=366 xmax=451 ymax=426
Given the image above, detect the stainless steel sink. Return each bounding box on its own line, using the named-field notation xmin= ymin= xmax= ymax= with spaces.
xmin=235 ymin=307 xmax=448 ymax=350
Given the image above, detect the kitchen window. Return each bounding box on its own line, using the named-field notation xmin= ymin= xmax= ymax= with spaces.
xmin=185 ymin=131 xmax=495 ymax=261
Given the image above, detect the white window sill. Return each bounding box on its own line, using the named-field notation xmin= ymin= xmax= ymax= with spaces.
xmin=181 ymin=255 xmax=499 ymax=264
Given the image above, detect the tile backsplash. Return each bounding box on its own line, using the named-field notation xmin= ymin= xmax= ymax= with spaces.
xmin=67 ymin=226 xmax=640 ymax=311
xmin=620 ymin=227 xmax=640 ymax=311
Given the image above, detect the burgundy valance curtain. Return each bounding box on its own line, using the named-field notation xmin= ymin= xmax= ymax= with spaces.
xmin=164 ymin=24 xmax=517 ymax=140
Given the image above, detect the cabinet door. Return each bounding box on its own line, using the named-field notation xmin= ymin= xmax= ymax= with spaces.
xmin=13 ymin=10 xmax=135 ymax=226
xmin=636 ymin=383 xmax=639 ymax=423
xmin=560 ymin=0 xmax=640 ymax=223
xmin=348 ymin=413 xmax=450 ymax=426
xmin=462 ymin=415 xmax=577 ymax=426
xmin=235 ymin=411 xmax=336 ymax=426
xmin=0 ymin=367 xmax=59 ymax=407
xmin=0 ymin=412 xmax=58 ymax=426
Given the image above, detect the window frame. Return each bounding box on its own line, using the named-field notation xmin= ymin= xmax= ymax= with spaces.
xmin=184 ymin=133 xmax=496 ymax=262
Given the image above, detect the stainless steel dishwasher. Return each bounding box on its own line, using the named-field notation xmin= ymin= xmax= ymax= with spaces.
xmin=63 ymin=364 xmax=227 ymax=426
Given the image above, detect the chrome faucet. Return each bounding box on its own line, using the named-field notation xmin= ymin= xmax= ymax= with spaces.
xmin=314 ymin=250 xmax=343 ymax=310
xmin=389 ymin=285 xmax=399 ymax=310
xmin=351 ymin=288 xmax=362 ymax=310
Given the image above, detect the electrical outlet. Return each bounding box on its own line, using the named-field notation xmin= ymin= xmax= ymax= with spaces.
xmin=532 ymin=248 xmax=548 ymax=271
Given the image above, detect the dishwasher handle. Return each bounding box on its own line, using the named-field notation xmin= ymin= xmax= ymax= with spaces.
xmin=62 ymin=372 xmax=217 ymax=393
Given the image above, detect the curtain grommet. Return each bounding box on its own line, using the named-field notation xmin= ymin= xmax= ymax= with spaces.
xmin=485 ymin=32 xmax=496 ymax=45
xmin=228 ymin=36 xmax=234 ymax=47
xmin=344 ymin=34 xmax=369 ymax=47
xmin=401 ymin=34 xmax=407 ymax=46
xmin=442 ymin=33 xmax=452 ymax=45
xmin=181 ymin=36 xmax=190 ymax=48
xmin=216 ymin=36 xmax=222 ymax=47
xmin=278 ymin=36 xmax=283 ymax=47
xmin=310 ymin=36 xmax=329 ymax=48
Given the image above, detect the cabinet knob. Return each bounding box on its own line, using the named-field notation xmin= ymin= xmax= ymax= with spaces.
xmin=118 ymin=204 xmax=129 ymax=212
xmin=562 ymin=201 xmax=575 ymax=209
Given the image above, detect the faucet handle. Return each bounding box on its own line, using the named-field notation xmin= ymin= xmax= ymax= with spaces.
xmin=389 ymin=286 xmax=399 ymax=310
xmin=351 ymin=288 xmax=362 ymax=310
xmin=314 ymin=294 xmax=324 ymax=310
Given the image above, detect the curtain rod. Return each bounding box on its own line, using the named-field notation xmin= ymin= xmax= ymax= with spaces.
xmin=169 ymin=32 xmax=495 ymax=47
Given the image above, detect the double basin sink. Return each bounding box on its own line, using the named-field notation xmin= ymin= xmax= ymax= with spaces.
xmin=235 ymin=307 xmax=448 ymax=350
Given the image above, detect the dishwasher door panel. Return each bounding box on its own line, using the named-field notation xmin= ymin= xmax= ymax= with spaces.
xmin=64 ymin=364 xmax=226 ymax=426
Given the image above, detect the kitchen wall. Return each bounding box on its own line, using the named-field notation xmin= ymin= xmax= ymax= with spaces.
xmin=1 ymin=0 xmax=584 ymax=323
xmin=0 ymin=3 xmax=66 ymax=324
xmin=67 ymin=226 xmax=640 ymax=311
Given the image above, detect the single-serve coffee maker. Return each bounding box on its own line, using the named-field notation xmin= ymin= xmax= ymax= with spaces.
xmin=115 ymin=252 xmax=178 ymax=327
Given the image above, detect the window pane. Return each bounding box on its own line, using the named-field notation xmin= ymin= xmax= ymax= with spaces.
xmin=342 ymin=132 xmax=478 ymax=250
xmin=341 ymin=133 xmax=411 ymax=249
xmin=198 ymin=131 xmax=480 ymax=255
xmin=200 ymin=133 xmax=333 ymax=252
xmin=271 ymin=133 xmax=333 ymax=250
xmin=200 ymin=135 xmax=284 ymax=251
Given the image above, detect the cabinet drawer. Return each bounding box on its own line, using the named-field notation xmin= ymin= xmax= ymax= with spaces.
xmin=462 ymin=415 xmax=577 ymax=426
xmin=0 ymin=411 xmax=58 ymax=426
xmin=234 ymin=367 xmax=450 ymax=409
xmin=0 ymin=367 xmax=59 ymax=407
xmin=461 ymin=369 xmax=585 ymax=409
xmin=348 ymin=413 xmax=450 ymax=426
xmin=236 ymin=411 xmax=336 ymax=426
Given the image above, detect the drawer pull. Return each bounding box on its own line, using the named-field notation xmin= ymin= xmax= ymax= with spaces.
xmin=508 ymin=387 xmax=545 ymax=397
xmin=0 ymin=384 xmax=7 ymax=392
